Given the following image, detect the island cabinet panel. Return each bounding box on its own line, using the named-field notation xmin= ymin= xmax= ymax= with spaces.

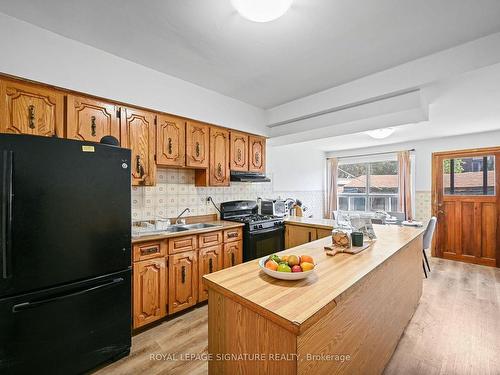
xmin=0 ymin=79 xmax=64 ymax=137
xmin=230 ymin=131 xmax=249 ymax=171
xmin=285 ymin=224 xmax=317 ymax=249
xmin=223 ymin=241 xmax=242 ymax=268
xmin=168 ymin=250 xmax=198 ymax=314
xmin=120 ymin=107 xmax=156 ymax=186
xmin=198 ymin=245 xmax=223 ymax=302
xmin=186 ymin=121 xmax=209 ymax=168
xmin=156 ymin=114 xmax=185 ymax=167
xmin=248 ymin=135 xmax=266 ymax=173
xmin=66 ymin=95 xmax=120 ymax=142
xmin=209 ymin=127 xmax=230 ymax=186
xmin=133 ymin=258 xmax=167 ymax=329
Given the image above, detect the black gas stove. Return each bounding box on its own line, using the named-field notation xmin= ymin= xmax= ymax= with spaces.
xmin=220 ymin=201 xmax=285 ymax=261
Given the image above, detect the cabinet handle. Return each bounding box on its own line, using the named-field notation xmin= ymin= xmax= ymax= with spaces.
xmin=217 ymin=163 xmax=222 ymax=178
xmin=255 ymin=152 xmax=260 ymax=164
xmin=28 ymin=105 xmax=35 ymax=129
xmin=90 ymin=116 xmax=96 ymax=136
xmin=231 ymin=253 xmax=235 ymax=266
xmin=208 ymin=258 xmax=213 ymax=273
xmin=227 ymin=232 xmax=238 ymax=238
xmin=237 ymin=149 xmax=242 ymax=162
xmin=181 ymin=266 xmax=186 ymax=284
xmin=136 ymin=155 xmax=145 ymax=178
xmin=168 ymin=137 xmax=172 ymax=154
xmin=140 ymin=247 xmax=158 ymax=256
xmin=195 ymin=142 xmax=200 ymax=157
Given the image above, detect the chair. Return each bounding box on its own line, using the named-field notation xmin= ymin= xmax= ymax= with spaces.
xmin=422 ymin=217 xmax=437 ymax=278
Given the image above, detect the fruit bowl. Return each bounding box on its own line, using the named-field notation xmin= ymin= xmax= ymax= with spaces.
xmin=258 ymin=256 xmax=316 ymax=281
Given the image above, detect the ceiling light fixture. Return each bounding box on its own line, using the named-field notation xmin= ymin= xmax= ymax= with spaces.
xmin=365 ymin=127 xmax=396 ymax=139
xmin=231 ymin=0 xmax=293 ymax=22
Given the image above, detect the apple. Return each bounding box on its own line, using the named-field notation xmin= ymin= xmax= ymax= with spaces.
xmin=291 ymin=265 xmax=302 ymax=272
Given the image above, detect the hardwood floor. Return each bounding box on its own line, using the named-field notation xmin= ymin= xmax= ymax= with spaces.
xmin=94 ymin=257 xmax=500 ymax=375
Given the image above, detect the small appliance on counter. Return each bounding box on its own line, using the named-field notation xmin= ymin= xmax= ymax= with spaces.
xmin=220 ymin=200 xmax=284 ymax=261
xmin=260 ymin=199 xmax=287 ymax=217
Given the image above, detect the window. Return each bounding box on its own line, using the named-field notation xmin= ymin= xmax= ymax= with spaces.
xmin=443 ymin=156 xmax=495 ymax=195
xmin=338 ymin=159 xmax=399 ymax=212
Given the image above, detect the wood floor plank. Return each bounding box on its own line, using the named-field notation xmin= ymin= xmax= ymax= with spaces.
xmin=94 ymin=258 xmax=500 ymax=375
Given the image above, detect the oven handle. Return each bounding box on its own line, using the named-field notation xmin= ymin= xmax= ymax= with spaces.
xmin=249 ymin=226 xmax=284 ymax=236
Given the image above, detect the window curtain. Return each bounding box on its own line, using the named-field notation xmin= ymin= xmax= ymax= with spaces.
xmin=324 ymin=157 xmax=338 ymax=219
xmin=398 ymin=151 xmax=413 ymax=220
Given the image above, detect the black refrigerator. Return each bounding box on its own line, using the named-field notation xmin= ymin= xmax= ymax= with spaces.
xmin=0 ymin=134 xmax=132 ymax=374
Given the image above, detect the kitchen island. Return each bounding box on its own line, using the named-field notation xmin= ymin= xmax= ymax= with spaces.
xmin=203 ymin=224 xmax=425 ymax=375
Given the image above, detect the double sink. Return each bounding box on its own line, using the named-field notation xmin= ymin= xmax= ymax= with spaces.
xmin=132 ymin=222 xmax=222 ymax=238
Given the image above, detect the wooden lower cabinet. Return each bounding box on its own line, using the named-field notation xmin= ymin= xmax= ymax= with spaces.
xmin=223 ymin=241 xmax=243 ymax=268
xmin=316 ymin=228 xmax=332 ymax=239
xmin=133 ymin=258 xmax=167 ymax=329
xmin=168 ymin=250 xmax=198 ymax=314
xmin=198 ymin=245 xmax=223 ymax=302
xmin=285 ymin=224 xmax=333 ymax=249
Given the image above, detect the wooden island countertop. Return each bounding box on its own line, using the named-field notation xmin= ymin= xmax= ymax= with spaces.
xmin=204 ymin=224 xmax=425 ymax=375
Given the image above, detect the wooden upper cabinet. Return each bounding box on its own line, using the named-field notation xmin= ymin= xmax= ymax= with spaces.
xmin=0 ymin=79 xmax=64 ymax=137
xmin=186 ymin=121 xmax=209 ymax=168
xmin=133 ymin=258 xmax=167 ymax=329
xmin=120 ymin=107 xmax=156 ymax=186
xmin=66 ymin=95 xmax=119 ymax=142
xmin=210 ymin=127 xmax=230 ymax=186
xmin=249 ymin=135 xmax=266 ymax=173
xmin=230 ymin=131 xmax=249 ymax=171
xmin=168 ymin=251 xmax=198 ymax=315
xmin=157 ymin=114 xmax=185 ymax=167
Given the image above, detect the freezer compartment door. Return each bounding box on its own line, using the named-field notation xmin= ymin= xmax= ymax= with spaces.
xmin=0 ymin=269 xmax=131 ymax=375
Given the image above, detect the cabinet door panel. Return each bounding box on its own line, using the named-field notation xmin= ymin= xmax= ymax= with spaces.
xmin=198 ymin=245 xmax=223 ymax=302
xmin=157 ymin=114 xmax=185 ymax=167
xmin=120 ymin=107 xmax=156 ymax=186
xmin=133 ymin=258 xmax=167 ymax=329
xmin=223 ymin=241 xmax=242 ymax=268
xmin=210 ymin=127 xmax=230 ymax=186
xmin=285 ymin=225 xmax=317 ymax=249
xmin=230 ymin=131 xmax=248 ymax=171
xmin=66 ymin=95 xmax=119 ymax=142
xmin=186 ymin=121 xmax=209 ymax=168
xmin=168 ymin=251 xmax=198 ymax=314
xmin=0 ymin=79 xmax=64 ymax=137
xmin=249 ymin=135 xmax=266 ymax=173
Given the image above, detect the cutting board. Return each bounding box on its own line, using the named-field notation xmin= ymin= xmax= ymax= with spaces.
xmin=324 ymin=242 xmax=372 ymax=256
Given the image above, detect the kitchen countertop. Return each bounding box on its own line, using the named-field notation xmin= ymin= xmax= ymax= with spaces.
xmin=284 ymin=216 xmax=336 ymax=230
xmin=203 ymin=224 xmax=425 ymax=334
xmin=131 ymin=220 xmax=244 ymax=243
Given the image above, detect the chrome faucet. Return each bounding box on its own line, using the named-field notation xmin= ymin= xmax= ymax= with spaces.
xmin=175 ymin=208 xmax=191 ymax=224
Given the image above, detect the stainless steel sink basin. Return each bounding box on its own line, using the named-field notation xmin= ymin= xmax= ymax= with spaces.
xmin=164 ymin=226 xmax=190 ymax=232
xmin=179 ymin=223 xmax=222 ymax=230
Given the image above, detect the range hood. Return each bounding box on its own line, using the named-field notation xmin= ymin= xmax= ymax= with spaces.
xmin=230 ymin=171 xmax=271 ymax=183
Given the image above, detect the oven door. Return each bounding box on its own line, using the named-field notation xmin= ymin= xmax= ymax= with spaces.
xmin=243 ymin=226 xmax=285 ymax=262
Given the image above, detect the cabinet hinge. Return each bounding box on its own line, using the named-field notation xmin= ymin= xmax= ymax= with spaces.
xmin=154 ymin=154 xmax=157 ymax=162
xmin=116 ymin=108 xmax=121 ymax=119
xmin=154 ymin=116 xmax=157 ymax=125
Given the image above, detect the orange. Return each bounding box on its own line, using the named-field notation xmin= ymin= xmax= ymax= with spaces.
xmin=300 ymin=255 xmax=314 ymax=264
xmin=265 ymin=259 xmax=279 ymax=271
xmin=301 ymin=262 xmax=315 ymax=271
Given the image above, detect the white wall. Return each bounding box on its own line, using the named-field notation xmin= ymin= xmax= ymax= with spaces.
xmin=326 ymin=129 xmax=500 ymax=191
xmin=0 ymin=13 xmax=267 ymax=136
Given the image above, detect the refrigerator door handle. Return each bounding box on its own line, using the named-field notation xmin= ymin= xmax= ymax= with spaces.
xmin=1 ymin=150 xmax=13 ymax=280
xmin=12 ymin=277 xmax=125 ymax=312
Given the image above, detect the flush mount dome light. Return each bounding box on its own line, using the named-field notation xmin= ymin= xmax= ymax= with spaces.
xmin=365 ymin=127 xmax=396 ymax=139
xmin=231 ymin=0 xmax=293 ymax=22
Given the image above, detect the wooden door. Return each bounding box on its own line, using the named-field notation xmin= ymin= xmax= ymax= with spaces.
xmin=285 ymin=225 xmax=317 ymax=249
xmin=186 ymin=121 xmax=209 ymax=168
xmin=230 ymin=131 xmax=249 ymax=171
xmin=66 ymin=95 xmax=119 ymax=142
xmin=249 ymin=135 xmax=266 ymax=173
xmin=198 ymin=245 xmax=223 ymax=301
xmin=432 ymin=147 xmax=500 ymax=267
xmin=210 ymin=127 xmax=230 ymax=186
xmin=168 ymin=251 xmax=198 ymax=314
xmin=157 ymin=114 xmax=185 ymax=167
xmin=133 ymin=258 xmax=167 ymax=329
xmin=0 ymin=79 xmax=64 ymax=137
xmin=223 ymin=241 xmax=242 ymax=268
xmin=120 ymin=107 xmax=156 ymax=186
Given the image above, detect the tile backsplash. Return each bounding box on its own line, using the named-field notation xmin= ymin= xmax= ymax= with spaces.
xmin=132 ymin=168 xmax=325 ymax=221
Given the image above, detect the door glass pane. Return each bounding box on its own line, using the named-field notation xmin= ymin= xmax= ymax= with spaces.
xmin=338 ymin=163 xmax=367 ymax=193
xmin=338 ymin=196 xmax=348 ymax=210
xmin=443 ymin=156 xmax=495 ymax=195
xmin=350 ymin=196 xmax=366 ymax=211
xmin=369 ymin=160 xmax=398 ymax=194
xmin=370 ymin=197 xmax=387 ymax=211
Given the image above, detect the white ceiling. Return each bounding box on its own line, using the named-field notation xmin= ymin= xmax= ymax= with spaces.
xmin=1 ymin=0 xmax=500 ymax=108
